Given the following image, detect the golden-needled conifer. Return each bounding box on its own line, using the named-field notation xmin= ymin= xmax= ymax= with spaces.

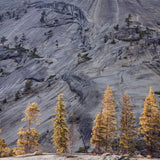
xmin=14 ymin=103 xmax=41 ymax=155
xmin=90 ymin=112 xmax=105 ymax=153
xmin=0 ymin=126 xmax=10 ymax=157
xmin=119 ymin=92 xmax=137 ymax=154
xmin=102 ymin=86 xmax=117 ymax=152
xmin=139 ymin=87 xmax=160 ymax=156
xmin=52 ymin=94 xmax=69 ymax=153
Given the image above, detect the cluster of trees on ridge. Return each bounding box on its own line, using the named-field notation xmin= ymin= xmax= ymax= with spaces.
xmin=0 ymin=86 xmax=160 ymax=158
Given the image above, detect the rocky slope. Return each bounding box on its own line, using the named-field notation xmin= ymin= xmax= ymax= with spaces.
xmin=0 ymin=0 xmax=160 ymax=152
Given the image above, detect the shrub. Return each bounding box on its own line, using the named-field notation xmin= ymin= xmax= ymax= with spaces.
xmin=15 ymin=14 xmax=19 ymax=20
xmin=44 ymin=30 xmax=53 ymax=40
xmin=3 ymin=98 xmax=7 ymax=104
xmin=114 ymin=24 xmax=119 ymax=31
xmin=1 ymin=72 xmax=11 ymax=77
xmin=17 ymin=47 xmax=29 ymax=54
xmin=104 ymin=34 xmax=108 ymax=43
xmin=54 ymin=19 xmax=59 ymax=23
xmin=40 ymin=10 xmax=46 ymax=23
xmin=84 ymin=28 xmax=90 ymax=32
xmin=16 ymin=66 xmax=23 ymax=70
xmin=48 ymin=75 xmax=56 ymax=80
xmin=25 ymin=80 xmax=32 ymax=91
xmin=15 ymin=91 xmax=20 ymax=101
xmin=20 ymin=33 xmax=26 ymax=47
xmin=125 ymin=14 xmax=132 ymax=28
xmin=47 ymin=82 xmax=51 ymax=87
xmin=1 ymin=36 xmax=8 ymax=47
xmin=9 ymin=150 xmax=16 ymax=156
xmin=154 ymin=91 xmax=160 ymax=95
xmin=75 ymin=146 xmax=90 ymax=153
xmin=135 ymin=25 xmax=139 ymax=33
xmin=29 ymin=53 xmax=42 ymax=59
xmin=111 ymin=39 xmax=116 ymax=44
xmin=77 ymin=53 xmax=91 ymax=65
xmin=14 ymin=36 xmax=18 ymax=46
xmin=0 ymin=14 xmax=3 ymax=22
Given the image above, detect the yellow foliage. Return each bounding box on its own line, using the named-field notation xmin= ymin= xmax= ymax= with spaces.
xmin=102 ymin=86 xmax=117 ymax=152
xmin=119 ymin=92 xmax=137 ymax=154
xmin=14 ymin=128 xmax=40 ymax=155
xmin=139 ymin=87 xmax=160 ymax=156
xmin=90 ymin=112 xmax=105 ymax=153
xmin=14 ymin=102 xmax=41 ymax=155
xmin=52 ymin=94 xmax=69 ymax=153
xmin=0 ymin=123 xmax=10 ymax=157
xmin=22 ymin=102 xmax=41 ymax=125
xmin=0 ymin=138 xmax=10 ymax=157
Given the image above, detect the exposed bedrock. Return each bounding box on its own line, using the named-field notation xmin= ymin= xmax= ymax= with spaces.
xmin=30 ymin=1 xmax=88 ymax=27
xmin=0 ymin=0 xmax=160 ymax=152
xmin=62 ymin=73 xmax=101 ymax=141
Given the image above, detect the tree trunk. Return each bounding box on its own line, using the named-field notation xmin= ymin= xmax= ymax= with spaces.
xmin=78 ymin=128 xmax=88 ymax=153
xmin=26 ymin=120 xmax=31 ymax=153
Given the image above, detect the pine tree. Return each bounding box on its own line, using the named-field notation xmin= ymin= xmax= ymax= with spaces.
xmin=14 ymin=103 xmax=41 ymax=155
xmin=139 ymin=87 xmax=160 ymax=157
xmin=102 ymin=86 xmax=117 ymax=152
xmin=119 ymin=92 xmax=137 ymax=154
xmin=0 ymin=126 xmax=10 ymax=157
xmin=90 ymin=112 xmax=105 ymax=153
xmin=14 ymin=128 xmax=40 ymax=155
xmin=0 ymin=138 xmax=10 ymax=157
xmin=52 ymin=94 xmax=69 ymax=153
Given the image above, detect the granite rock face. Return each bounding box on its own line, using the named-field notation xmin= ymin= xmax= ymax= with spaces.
xmin=0 ymin=0 xmax=160 ymax=152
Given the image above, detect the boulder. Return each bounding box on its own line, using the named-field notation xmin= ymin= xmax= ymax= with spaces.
xmin=33 ymin=150 xmax=44 ymax=156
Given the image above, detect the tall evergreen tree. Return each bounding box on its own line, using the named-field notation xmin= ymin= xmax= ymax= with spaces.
xmin=14 ymin=103 xmax=41 ymax=155
xmin=0 ymin=138 xmax=10 ymax=157
xmin=139 ymin=87 xmax=160 ymax=156
xmin=102 ymin=86 xmax=117 ymax=152
xmin=52 ymin=94 xmax=69 ymax=153
xmin=0 ymin=126 xmax=10 ymax=157
xmin=90 ymin=112 xmax=105 ymax=153
xmin=119 ymin=92 xmax=137 ymax=154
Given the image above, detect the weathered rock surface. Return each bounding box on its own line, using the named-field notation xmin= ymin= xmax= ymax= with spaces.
xmin=0 ymin=0 xmax=160 ymax=152
xmin=1 ymin=154 xmax=159 ymax=160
